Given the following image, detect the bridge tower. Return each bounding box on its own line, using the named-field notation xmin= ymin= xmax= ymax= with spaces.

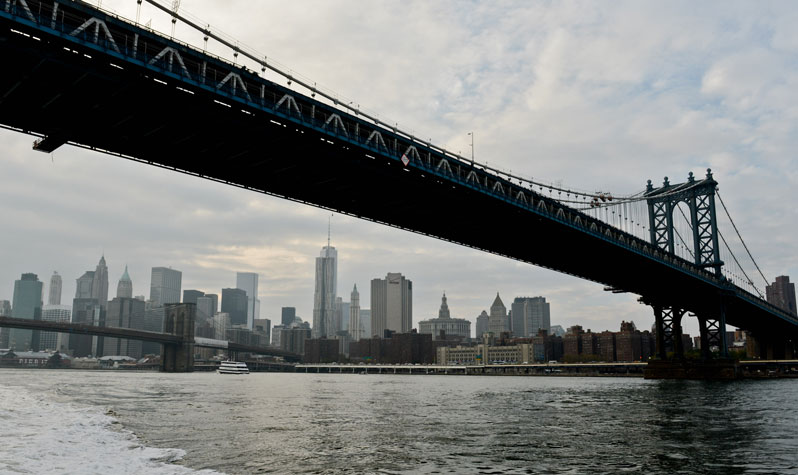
xmin=161 ymin=303 xmax=196 ymax=372
xmin=644 ymin=169 xmax=728 ymax=358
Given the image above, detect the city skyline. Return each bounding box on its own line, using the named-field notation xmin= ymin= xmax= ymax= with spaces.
xmin=1 ymin=0 xmax=797 ymax=338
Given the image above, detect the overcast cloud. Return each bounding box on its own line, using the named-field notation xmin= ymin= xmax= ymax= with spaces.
xmin=2 ymin=0 xmax=797 ymax=337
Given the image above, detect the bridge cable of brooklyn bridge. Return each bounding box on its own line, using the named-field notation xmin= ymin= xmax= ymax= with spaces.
xmin=0 ymin=0 xmax=796 ymax=373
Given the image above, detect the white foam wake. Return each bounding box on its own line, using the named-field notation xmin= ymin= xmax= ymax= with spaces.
xmin=0 ymin=383 xmax=220 ymax=475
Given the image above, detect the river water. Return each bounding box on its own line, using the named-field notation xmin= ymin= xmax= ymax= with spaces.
xmin=1 ymin=369 xmax=796 ymax=474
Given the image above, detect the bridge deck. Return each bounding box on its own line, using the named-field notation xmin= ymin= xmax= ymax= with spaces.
xmin=0 ymin=316 xmax=301 ymax=361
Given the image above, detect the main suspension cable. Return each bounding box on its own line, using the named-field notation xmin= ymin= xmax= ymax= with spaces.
xmin=716 ymin=192 xmax=769 ymax=287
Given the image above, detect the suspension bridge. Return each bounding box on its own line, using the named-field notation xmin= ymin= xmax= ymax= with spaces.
xmin=0 ymin=0 xmax=795 ymax=374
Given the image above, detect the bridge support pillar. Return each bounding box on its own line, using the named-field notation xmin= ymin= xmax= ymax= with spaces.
xmin=652 ymin=305 xmax=685 ymax=359
xmin=697 ymin=316 xmax=711 ymax=359
xmin=161 ymin=303 xmax=195 ymax=372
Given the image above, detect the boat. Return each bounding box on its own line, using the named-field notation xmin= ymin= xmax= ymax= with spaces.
xmin=217 ymin=360 xmax=249 ymax=375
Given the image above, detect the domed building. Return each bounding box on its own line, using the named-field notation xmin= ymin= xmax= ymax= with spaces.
xmin=418 ymin=293 xmax=471 ymax=340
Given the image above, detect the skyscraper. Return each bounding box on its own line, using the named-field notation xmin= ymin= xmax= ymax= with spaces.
xmin=104 ymin=297 xmax=146 ymax=358
xmin=204 ymin=294 xmax=219 ymax=315
xmin=476 ymin=310 xmax=489 ymax=338
xmin=766 ymin=276 xmax=797 ymax=315
xmin=183 ymin=289 xmax=205 ymax=305
xmin=349 ymin=285 xmax=361 ymax=341
xmin=75 ymin=270 xmax=95 ymax=299
xmin=117 ymin=265 xmax=133 ymax=299
xmin=281 ymin=307 xmax=296 ymax=326
xmin=48 ymin=271 xmax=62 ymax=305
xmin=221 ymin=288 xmax=248 ymax=327
xmin=196 ymin=296 xmax=216 ymax=321
xmin=360 ymin=309 xmax=371 ymax=338
xmin=71 ymin=268 xmax=100 ymax=357
xmin=236 ymin=272 xmax=259 ymax=330
xmin=488 ymin=293 xmax=508 ymax=335
xmin=150 ymin=267 xmax=182 ymax=307
xmin=91 ymin=255 xmax=109 ymax=309
xmin=371 ymin=272 xmax=412 ymax=337
xmin=335 ymin=297 xmax=350 ymax=333
xmin=511 ymin=296 xmax=551 ymax=337
xmin=312 ymin=245 xmax=337 ymax=338
xmin=39 ymin=304 xmax=71 ymax=351
xmin=9 ymin=273 xmax=43 ymax=351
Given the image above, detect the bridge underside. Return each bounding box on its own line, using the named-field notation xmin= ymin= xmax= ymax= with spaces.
xmin=0 ymin=12 xmax=795 ymax=342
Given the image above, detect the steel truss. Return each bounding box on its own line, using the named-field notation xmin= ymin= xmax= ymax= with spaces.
xmin=645 ymin=170 xmax=723 ymax=277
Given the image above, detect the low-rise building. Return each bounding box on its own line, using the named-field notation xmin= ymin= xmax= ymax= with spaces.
xmin=350 ymin=330 xmax=435 ymax=364
xmin=303 ymin=338 xmax=340 ymax=363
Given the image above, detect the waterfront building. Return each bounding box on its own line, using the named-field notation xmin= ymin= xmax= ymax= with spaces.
xmin=597 ymin=331 xmax=616 ymax=362
xmin=281 ymin=307 xmax=296 ymax=326
xmin=349 ymin=285 xmax=361 ymax=341
xmin=90 ymin=256 xmax=109 ymax=309
xmin=563 ymin=325 xmax=584 ymax=358
xmin=766 ymin=276 xmax=797 ymax=315
xmin=531 ymin=331 xmax=564 ymax=363
xmin=9 ymin=273 xmax=43 ymax=351
xmin=371 ymin=273 xmax=412 ymax=337
xmin=116 ymin=266 xmax=133 ymax=299
xmin=488 ymin=293 xmax=508 ymax=335
xmin=581 ymin=331 xmax=598 ymax=356
xmin=312 ymin=245 xmax=338 ymax=338
xmin=436 ymin=335 xmax=590 ymax=365
xmin=349 ymin=330 xmax=435 ymax=364
xmin=418 ymin=293 xmax=472 ymax=340
xmin=303 ymin=338 xmax=340 ymax=363
xmin=236 ymin=272 xmax=259 ymax=330
xmin=436 ymin=342 xmax=534 ymax=365
xmin=149 ymin=267 xmax=182 ymax=307
xmin=476 ymin=311 xmax=489 ymax=339
xmin=39 ymin=304 xmax=71 ymax=352
xmin=221 ymin=288 xmax=248 ymax=327
xmin=48 ymin=271 xmax=62 ymax=305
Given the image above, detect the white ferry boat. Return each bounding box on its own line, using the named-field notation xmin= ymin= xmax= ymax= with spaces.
xmin=217 ymin=360 xmax=249 ymax=375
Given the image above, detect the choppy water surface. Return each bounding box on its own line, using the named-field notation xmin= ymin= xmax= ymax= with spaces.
xmin=1 ymin=370 xmax=797 ymax=474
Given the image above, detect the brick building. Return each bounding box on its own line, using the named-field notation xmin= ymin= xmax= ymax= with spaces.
xmin=303 ymin=338 xmax=340 ymax=363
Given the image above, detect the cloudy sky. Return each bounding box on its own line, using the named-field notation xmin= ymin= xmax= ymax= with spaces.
xmin=2 ymin=0 xmax=797 ymax=337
